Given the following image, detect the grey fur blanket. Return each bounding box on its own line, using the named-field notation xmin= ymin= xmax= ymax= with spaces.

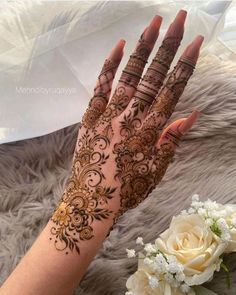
xmin=0 ymin=54 xmax=236 ymax=294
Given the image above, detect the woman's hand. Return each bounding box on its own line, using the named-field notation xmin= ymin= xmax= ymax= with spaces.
xmin=50 ymin=10 xmax=203 ymax=255
xmin=0 ymin=9 xmax=205 ymax=295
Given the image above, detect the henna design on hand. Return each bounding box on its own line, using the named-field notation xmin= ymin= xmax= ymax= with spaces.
xmin=96 ymin=16 xmax=162 ymax=139
xmin=82 ymin=59 xmax=120 ymax=129
xmin=50 ymin=129 xmax=117 ymax=254
xmin=50 ymin=11 xmax=203 ymax=255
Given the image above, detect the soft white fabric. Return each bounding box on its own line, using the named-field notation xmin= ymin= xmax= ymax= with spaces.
xmin=0 ymin=1 xmax=235 ymax=144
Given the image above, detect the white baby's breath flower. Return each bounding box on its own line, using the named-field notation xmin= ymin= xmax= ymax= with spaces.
xmin=198 ymin=207 xmax=207 ymax=217
xmin=167 ymin=255 xmax=177 ymax=264
xmin=167 ymin=262 xmax=184 ymax=274
xmin=188 ymin=208 xmax=196 ymax=214
xmin=126 ymin=249 xmax=136 ymax=258
xmin=219 ymin=209 xmax=228 ymax=218
xmin=148 ymin=276 xmax=159 ymax=289
xmin=217 ymin=218 xmax=229 ymax=231
xmin=180 ymin=283 xmax=191 ymax=293
xmin=209 ymin=210 xmax=221 ymax=219
xmin=225 ymin=205 xmax=235 ymax=215
xmin=205 ymin=218 xmax=214 ymax=227
xmin=204 ymin=199 xmax=219 ymax=211
xmin=191 ymin=201 xmax=203 ymax=209
xmin=144 ymin=243 xmax=156 ymax=254
xmin=153 ymin=253 xmax=168 ymax=273
xmin=192 ymin=194 xmax=199 ymax=202
xmin=166 ymin=255 xmax=184 ymax=274
xmin=164 ymin=273 xmax=175 ymax=284
xmin=176 ymin=272 xmax=185 ymax=282
xmin=143 ymin=257 xmax=153 ymax=266
xmin=125 ymin=292 xmax=133 ymax=295
xmin=181 ymin=209 xmax=188 ymax=216
xmin=136 ymin=237 xmax=144 ymax=245
xmin=231 ymin=217 xmax=236 ymax=227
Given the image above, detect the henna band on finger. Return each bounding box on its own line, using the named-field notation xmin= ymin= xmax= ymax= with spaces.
xmin=119 ymin=36 xmax=151 ymax=89
xmin=82 ymin=59 xmax=120 ymax=128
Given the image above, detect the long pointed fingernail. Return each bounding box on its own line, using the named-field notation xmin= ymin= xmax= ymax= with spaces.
xmin=143 ymin=15 xmax=162 ymax=43
xmin=181 ymin=35 xmax=204 ymax=64
xmin=178 ymin=110 xmax=200 ymax=135
xmin=108 ymin=39 xmax=126 ymax=61
xmin=165 ymin=9 xmax=187 ymax=38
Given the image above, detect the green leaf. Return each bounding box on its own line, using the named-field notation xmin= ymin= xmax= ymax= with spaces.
xmin=221 ymin=262 xmax=231 ymax=289
xmin=210 ymin=223 xmax=221 ymax=237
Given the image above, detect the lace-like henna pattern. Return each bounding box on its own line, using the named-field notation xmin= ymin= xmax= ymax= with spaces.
xmin=142 ymin=59 xmax=195 ymax=133
xmin=49 ymin=13 xmax=201 ymax=254
xmin=113 ymin=127 xmax=176 ymax=218
xmin=113 ymin=109 xmax=175 ymax=217
xmin=50 ymin=129 xmax=117 ymax=254
xmin=134 ymin=37 xmax=182 ymax=107
xmin=82 ymin=59 xmax=119 ymax=128
xmin=119 ymin=34 xmax=151 ymax=89
xmin=122 ymin=36 xmax=183 ymax=128
xmin=96 ymin=37 xmax=154 ymax=139
xmin=113 ymin=58 xmax=195 ymax=217
xmin=95 ymin=86 xmax=131 ymax=140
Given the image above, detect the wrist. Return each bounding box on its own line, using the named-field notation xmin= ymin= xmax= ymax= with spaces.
xmin=49 ymin=184 xmax=120 ymax=255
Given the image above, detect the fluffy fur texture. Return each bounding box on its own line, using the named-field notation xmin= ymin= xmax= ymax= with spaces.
xmin=0 ymin=54 xmax=236 ymax=294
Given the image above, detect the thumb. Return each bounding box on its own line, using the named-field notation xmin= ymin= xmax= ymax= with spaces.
xmin=157 ymin=110 xmax=200 ymax=149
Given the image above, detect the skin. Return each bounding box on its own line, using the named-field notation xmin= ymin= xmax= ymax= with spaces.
xmin=0 ymin=10 xmax=203 ymax=295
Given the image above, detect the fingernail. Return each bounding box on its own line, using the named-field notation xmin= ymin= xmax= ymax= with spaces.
xmin=165 ymin=9 xmax=187 ymax=38
xmin=108 ymin=39 xmax=126 ymax=61
xmin=143 ymin=15 xmax=162 ymax=43
xmin=181 ymin=35 xmax=204 ymax=64
xmin=178 ymin=110 xmax=200 ymax=135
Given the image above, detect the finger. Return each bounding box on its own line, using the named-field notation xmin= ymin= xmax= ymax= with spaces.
xmin=157 ymin=110 xmax=200 ymax=149
xmin=152 ymin=110 xmax=199 ymax=186
xmin=124 ymin=10 xmax=187 ymax=122
xmin=82 ymin=39 xmax=125 ymax=128
xmin=141 ymin=35 xmax=204 ymax=140
xmin=99 ymin=15 xmax=162 ymax=123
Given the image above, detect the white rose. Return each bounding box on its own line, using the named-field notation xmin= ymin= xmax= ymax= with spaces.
xmin=155 ymin=214 xmax=227 ymax=286
xmin=225 ymin=205 xmax=236 ymax=252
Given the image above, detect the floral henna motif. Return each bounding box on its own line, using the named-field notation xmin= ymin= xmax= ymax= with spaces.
xmin=50 ymin=129 xmax=117 ymax=254
xmin=113 ymin=46 xmax=195 ymax=218
xmin=96 ymin=86 xmax=131 ymax=140
xmin=113 ymin=127 xmax=175 ymax=217
xmin=49 ymin=13 xmax=201 ymax=255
